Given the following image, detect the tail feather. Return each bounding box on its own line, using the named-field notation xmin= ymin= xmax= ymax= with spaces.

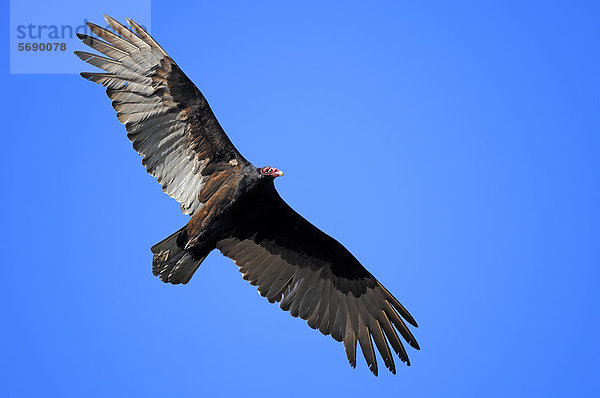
xmin=151 ymin=228 xmax=207 ymax=284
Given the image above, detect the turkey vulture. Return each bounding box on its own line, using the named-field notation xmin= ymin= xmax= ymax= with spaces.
xmin=76 ymin=16 xmax=419 ymax=375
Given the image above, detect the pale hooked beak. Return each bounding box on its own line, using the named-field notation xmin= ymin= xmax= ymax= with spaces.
xmin=274 ymin=169 xmax=284 ymax=177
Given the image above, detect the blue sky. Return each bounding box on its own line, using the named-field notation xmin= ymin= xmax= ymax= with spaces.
xmin=2 ymin=1 xmax=599 ymax=396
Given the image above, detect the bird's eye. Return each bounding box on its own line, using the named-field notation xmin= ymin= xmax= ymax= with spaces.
xmin=264 ymin=168 xmax=271 ymax=174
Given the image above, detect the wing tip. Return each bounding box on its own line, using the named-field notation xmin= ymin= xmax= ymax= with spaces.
xmin=347 ymin=356 xmax=356 ymax=369
xmin=410 ymin=339 xmax=421 ymax=350
xmin=405 ymin=313 xmax=419 ymax=328
xmin=368 ymin=363 xmax=379 ymax=377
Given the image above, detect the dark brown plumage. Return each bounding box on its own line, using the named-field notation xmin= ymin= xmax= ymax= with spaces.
xmin=77 ymin=15 xmax=419 ymax=375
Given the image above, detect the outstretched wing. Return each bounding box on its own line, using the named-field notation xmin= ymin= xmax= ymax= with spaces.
xmin=216 ymin=186 xmax=419 ymax=376
xmin=76 ymin=16 xmax=247 ymax=215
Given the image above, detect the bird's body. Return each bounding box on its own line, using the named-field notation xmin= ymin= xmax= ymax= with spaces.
xmin=77 ymin=16 xmax=419 ymax=375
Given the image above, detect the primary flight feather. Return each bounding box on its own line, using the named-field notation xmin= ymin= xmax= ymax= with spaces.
xmin=76 ymin=15 xmax=419 ymax=375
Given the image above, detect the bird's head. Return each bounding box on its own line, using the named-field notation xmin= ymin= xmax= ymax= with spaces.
xmin=259 ymin=166 xmax=284 ymax=179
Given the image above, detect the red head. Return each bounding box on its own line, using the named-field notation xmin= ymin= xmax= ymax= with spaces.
xmin=260 ymin=166 xmax=284 ymax=178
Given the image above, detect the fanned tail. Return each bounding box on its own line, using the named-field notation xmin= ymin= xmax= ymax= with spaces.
xmin=151 ymin=227 xmax=207 ymax=284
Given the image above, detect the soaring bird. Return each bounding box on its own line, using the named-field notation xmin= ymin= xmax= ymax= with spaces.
xmin=76 ymin=16 xmax=419 ymax=375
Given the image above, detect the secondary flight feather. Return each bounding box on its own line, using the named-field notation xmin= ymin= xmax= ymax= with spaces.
xmin=76 ymin=15 xmax=419 ymax=375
